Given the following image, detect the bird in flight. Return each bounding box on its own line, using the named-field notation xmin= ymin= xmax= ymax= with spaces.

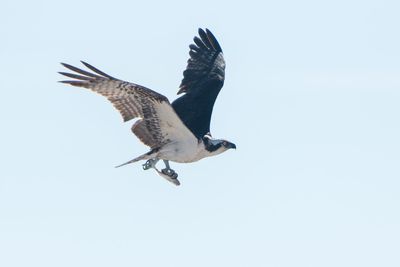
xmin=59 ymin=28 xmax=236 ymax=185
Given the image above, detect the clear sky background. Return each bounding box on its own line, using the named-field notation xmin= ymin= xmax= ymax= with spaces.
xmin=0 ymin=0 xmax=399 ymax=266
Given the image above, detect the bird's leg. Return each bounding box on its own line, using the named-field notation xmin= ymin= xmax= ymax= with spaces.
xmin=161 ymin=160 xmax=178 ymax=179
xmin=142 ymin=158 xmax=159 ymax=170
xmin=164 ymin=160 xmax=171 ymax=169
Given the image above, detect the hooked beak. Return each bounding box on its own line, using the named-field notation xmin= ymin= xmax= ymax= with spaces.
xmin=229 ymin=143 xmax=236 ymax=149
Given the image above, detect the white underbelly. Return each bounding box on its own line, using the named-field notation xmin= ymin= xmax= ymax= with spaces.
xmin=157 ymin=140 xmax=207 ymax=163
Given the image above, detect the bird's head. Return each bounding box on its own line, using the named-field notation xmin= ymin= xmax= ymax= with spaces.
xmin=203 ymin=135 xmax=236 ymax=156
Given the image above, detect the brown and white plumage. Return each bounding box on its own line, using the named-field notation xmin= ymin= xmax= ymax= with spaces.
xmin=59 ymin=29 xmax=236 ymax=186
xmin=59 ymin=61 xmax=195 ymax=151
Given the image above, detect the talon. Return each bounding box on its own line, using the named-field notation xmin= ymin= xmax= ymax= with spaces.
xmin=142 ymin=162 xmax=150 ymax=170
xmin=162 ymin=168 xmax=178 ymax=179
xmin=143 ymin=159 xmax=157 ymax=170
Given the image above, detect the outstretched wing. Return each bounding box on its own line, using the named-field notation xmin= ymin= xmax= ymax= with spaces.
xmin=172 ymin=28 xmax=226 ymax=139
xmin=59 ymin=61 xmax=195 ymax=149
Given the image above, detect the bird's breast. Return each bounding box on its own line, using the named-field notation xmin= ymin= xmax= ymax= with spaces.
xmin=158 ymin=140 xmax=209 ymax=163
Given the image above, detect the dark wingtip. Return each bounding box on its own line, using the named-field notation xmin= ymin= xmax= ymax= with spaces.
xmin=58 ymin=80 xmax=87 ymax=87
xmin=205 ymin=28 xmax=222 ymax=53
xmin=80 ymin=60 xmax=91 ymax=68
xmin=80 ymin=60 xmax=90 ymax=67
xmin=80 ymin=60 xmax=115 ymax=79
xmin=195 ymin=28 xmax=222 ymax=53
xmin=60 ymin=62 xmax=73 ymax=69
xmin=58 ymin=71 xmax=71 ymax=76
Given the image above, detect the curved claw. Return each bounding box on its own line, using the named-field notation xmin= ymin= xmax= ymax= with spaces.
xmin=142 ymin=159 xmax=158 ymax=170
xmin=142 ymin=162 xmax=151 ymax=170
xmin=161 ymin=168 xmax=177 ymax=177
xmin=159 ymin=168 xmax=180 ymax=185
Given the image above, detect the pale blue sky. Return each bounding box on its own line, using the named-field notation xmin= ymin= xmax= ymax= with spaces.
xmin=1 ymin=0 xmax=399 ymax=266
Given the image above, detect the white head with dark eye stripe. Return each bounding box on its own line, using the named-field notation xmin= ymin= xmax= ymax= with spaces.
xmin=203 ymin=134 xmax=236 ymax=155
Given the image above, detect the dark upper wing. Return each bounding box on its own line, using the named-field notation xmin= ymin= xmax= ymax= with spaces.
xmin=172 ymin=28 xmax=225 ymax=139
xmin=59 ymin=61 xmax=195 ymax=149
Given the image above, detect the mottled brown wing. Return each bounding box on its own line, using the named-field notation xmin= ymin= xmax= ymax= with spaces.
xmin=59 ymin=61 xmax=195 ymax=149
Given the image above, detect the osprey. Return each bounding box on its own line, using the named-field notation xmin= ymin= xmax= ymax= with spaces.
xmin=59 ymin=28 xmax=236 ymax=185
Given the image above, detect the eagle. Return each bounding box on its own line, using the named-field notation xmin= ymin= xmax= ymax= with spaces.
xmin=59 ymin=28 xmax=236 ymax=185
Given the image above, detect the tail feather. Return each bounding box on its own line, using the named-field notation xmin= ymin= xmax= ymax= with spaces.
xmin=115 ymin=149 xmax=158 ymax=168
xmin=115 ymin=155 xmax=146 ymax=168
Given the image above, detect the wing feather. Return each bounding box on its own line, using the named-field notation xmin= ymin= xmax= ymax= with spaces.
xmin=172 ymin=28 xmax=226 ymax=138
xmin=177 ymin=28 xmax=225 ymax=95
xmin=61 ymin=63 xmax=99 ymax=78
xmin=59 ymin=62 xmax=195 ymax=149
